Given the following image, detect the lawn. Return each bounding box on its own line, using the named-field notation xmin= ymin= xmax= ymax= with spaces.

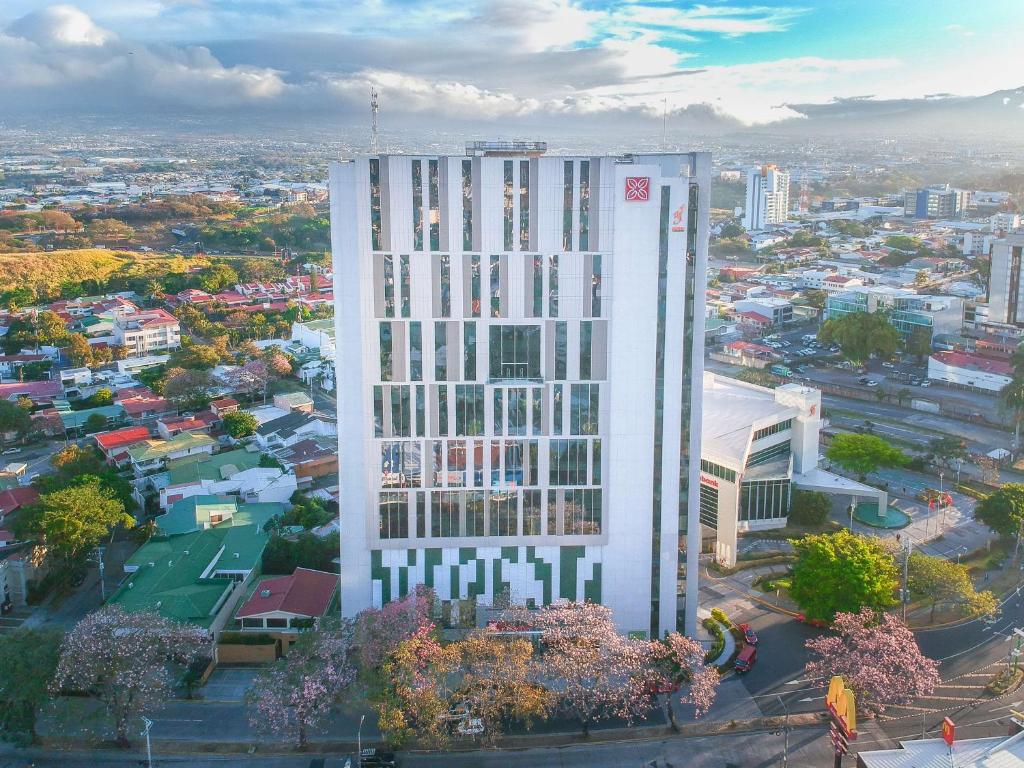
xmin=0 ymin=248 xmax=201 ymax=295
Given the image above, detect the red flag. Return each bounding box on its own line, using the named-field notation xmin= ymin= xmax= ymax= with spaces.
xmin=929 ymin=498 xmax=936 ymax=510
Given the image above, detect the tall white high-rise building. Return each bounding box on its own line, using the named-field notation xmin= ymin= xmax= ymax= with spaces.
xmin=330 ymin=142 xmax=710 ymax=638
xmin=988 ymin=232 xmax=1024 ymax=326
xmin=742 ymin=164 xmax=790 ymax=231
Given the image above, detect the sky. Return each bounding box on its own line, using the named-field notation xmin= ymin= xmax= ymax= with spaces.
xmin=0 ymin=1 xmax=1022 ymax=132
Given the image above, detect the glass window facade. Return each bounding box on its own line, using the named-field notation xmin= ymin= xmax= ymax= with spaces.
xmin=700 ymin=459 xmax=736 ymax=483
xmin=579 ymin=160 xmax=590 ymax=251
xmin=699 ymin=483 xmax=718 ymax=529
xmin=428 ymin=159 xmax=439 ymax=251
xmin=746 ymin=440 xmax=791 ymax=468
xmin=462 ymin=159 xmax=473 ymax=251
xmin=519 ymin=161 xmax=530 ymax=250
xmin=570 ymin=383 xmax=599 ymax=435
xmin=562 ymin=161 xmax=573 ymax=251
xmin=379 ymin=492 xmax=408 ymax=539
xmin=739 ymin=479 xmax=791 ymax=522
xmin=369 ymin=158 xmax=382 ymax=251
xmin=753 ymin=419 xmax=792 ymax=441
xmin=548 ymin=255 xmax=559 ymax=317
xmin=489 ymin=325 xmax=541 ymax=380
xmin=410 ymin=321 xmax=422 ymax=381
xmin=400 ymin=254 xmax=410 ymax=318
xmin=463 ymin=321 xmax=476 ymax=380
xmin=412 ymin=160 xmax=423 ymax=251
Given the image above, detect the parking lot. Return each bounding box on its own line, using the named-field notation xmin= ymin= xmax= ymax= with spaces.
xmin=200 ymin=666 xmax=258 ymax=701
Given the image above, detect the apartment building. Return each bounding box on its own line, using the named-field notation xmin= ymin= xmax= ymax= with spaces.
xmin=112 ymin=309 xmax=181 ymax=357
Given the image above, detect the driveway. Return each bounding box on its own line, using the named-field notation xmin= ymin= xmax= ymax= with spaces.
xmin=201 ymin=666 xmax=259 ymax=702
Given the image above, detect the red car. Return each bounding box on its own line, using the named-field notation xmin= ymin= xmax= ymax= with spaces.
xmin=738 ymin=623 xmax=758 ymax=646
xmin=796 ymin=613 xmax=829 ymax=629
xmin=734 ymin=645 xmax=757 ymax=673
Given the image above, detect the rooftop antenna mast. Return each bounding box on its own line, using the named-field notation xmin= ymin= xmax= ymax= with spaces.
xmin=370 ymin=87 xmax=380 ymax=155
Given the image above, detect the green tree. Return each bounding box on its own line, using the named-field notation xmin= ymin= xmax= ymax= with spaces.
xmin=790 ymin=530 xmax=899 ymax=622
xmin=736 ymin=368 xmax=778 ymax=387
xmin=16 ymin=478 xmax=134 ymax=564
xmin=0 ymin=627 xmax=63 ymax=744
xmin=905 ymin=326 xmax=933 ymax=362
xmin=50 ymin=444 xmax=104 ymax=476
xmin=802 ymin=289 xmax=828 ymax=310
xmin=826 ymin=433 xmax=908 ymax=479
xmin=261 ymin=532 xmax=339 ymax=574
xmin=83 ymin=412 xmax=109 ymax=434
xmin=88 ymin=387 xmax=114 ymax=407
xmin=885 ymin=235 xmax=921 ymax=252
xmin=222 ymin=410 xmax=259 ymax=439
xmin=975 ymin=483 xmax=1024 ymax=540
xmin=719 ymin=222 xmax=744 ymax=238
xmin=198 ymin=263 xmax=239 ymax=293
xmin=35 ymin=310 xmax=69 ymax=346
xmin=818 ymin=311 xmax=900 ymax=363
xmin=907 ymin=551 xmax=997 ymax=621
xmin=788 ymin=488 xmax=831 ymax=526
xmin=927 ymin=436 xmax=968 ymax=470
xmin=86 ymin=218 xmax=135 ymax=242
xmin=66 ymin=333 xmax=94 ymax=367
xmin=169 ymin=343 xmax=221 ymax=370
xmin=999 ymin=377 xmax=1024 ymax=449
xmin=0 ymin=399 xmax=32 ymax=444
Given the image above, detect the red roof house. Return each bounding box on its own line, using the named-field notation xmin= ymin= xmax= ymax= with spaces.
xmin=94 ymin=426 xmax=153 ymax=465
xmin=235 ymin=568 xmax=338 ymax=631
xmin=0 ymin=486 xmax=38 ymax=519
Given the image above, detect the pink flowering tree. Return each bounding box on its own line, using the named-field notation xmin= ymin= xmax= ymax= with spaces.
xmin=50 ymin=607 xmax=211 ymax=747
xmin=228 ymin=359 xmax=270 ymax=401
xmin=353 ymin=586 xmax=435 ymax=672
xmin=646 ymin=632 xmax=720 ymax=729
xmin=245 ymin=619 xmax=356 ymax=748
xmin=516 ymin=602 xmax=652 ymax=737
xmin=805 ymin=608 xmax=940 ymax=713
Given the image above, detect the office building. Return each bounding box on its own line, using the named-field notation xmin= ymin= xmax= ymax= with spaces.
xmin=825 ymin=285 xmax=964 ymax=342
xmin=904 ymin=185 xmax=971 ymax=219
xmin=700 ymin=373 xmax=886 ymax=566
xmin=988 ymin=233 xmax=1024 ymax=326
xmin=330 ymin=144 xmax=710 ymax=638
xmin=742 ymin=164 xmax=790 ymax=231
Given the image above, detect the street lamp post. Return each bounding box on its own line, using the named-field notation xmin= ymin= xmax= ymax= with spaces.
xmin=96 ymin=545 xmax=106 ymax=602
xmin=141 ymin=717 xmax=153 ymax=768
xmin=357 ymin=713 xmax=365 ymax=768
xmin=849 ymin=497 xmax=856 ymax=533
xmin=775 ymin=694 xmax=790 ymax=768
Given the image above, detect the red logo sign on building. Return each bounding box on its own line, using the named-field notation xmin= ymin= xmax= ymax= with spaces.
xmin=624 ymin=177 xmax=650 ymax=202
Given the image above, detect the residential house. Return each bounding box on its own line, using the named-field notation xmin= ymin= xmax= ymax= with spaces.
xmin=156 ymin=411 xmax=219 ymax=440
xmin=52 ymin=401 xmax=130 ymax=436
xmin=117 ymin=386 xmax=175 ymax=424
xmin=127 ymin=432 xmax=218 ymax=477
xmin=255 ymin=411 xmax=336 ymax=451
xmin=109 ymin=519 xmax=271 ymax=631
xmin=210 ymin=397 xmax=240 ymax=417
xmin=0 ymin=380 xmax=62 ymax=406
xmin=234 ymin=568 xmax=338 ymax=634
xmin=276 ymin=437 xmax=338 ymax=481
xmin=0 ymin=353 xmax=48 ymax=380
xmin=709 ymin=340 xmax=782 ymax=370
xmin=159 ymin=448 xmax=297 ymax=508
xmin=156 ymin=495 xmax=282 ymax=535
xmin=272 ymin=392 xmax=314 ymax=414
xmin=94 ymin=426 xmax=153 ymax=466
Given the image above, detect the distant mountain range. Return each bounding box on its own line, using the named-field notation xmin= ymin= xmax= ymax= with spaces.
xmin=772 ymin=85 xmax=1024 ymax=136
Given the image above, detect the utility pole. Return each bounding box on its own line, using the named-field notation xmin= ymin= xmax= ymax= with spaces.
xmin=775 ymin=694 xmax=789 ymax=768
xmin=357 ymin=713 xmax=365 ymax=768
xmin=901 ymin=536 xmax=911 ymax=622
xmin=96 ymin=545 xmax=106 ymax=601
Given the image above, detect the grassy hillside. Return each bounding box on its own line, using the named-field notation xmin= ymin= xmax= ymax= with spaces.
xmin=0 ymin=248 xmax=202 ymax=295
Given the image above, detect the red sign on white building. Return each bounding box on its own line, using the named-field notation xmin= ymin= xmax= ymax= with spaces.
xmin=624 ymin=177 xmax=650 ymax=202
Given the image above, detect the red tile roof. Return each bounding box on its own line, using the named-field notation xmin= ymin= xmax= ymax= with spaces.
xmin=94 ymin=426 xmax=152 ymax=452
xmin=0 ymin=486 xmax=39 ymax=516
xmin=236 ymin=568 xmax=338 ymax=619
xmin=0 ymin=380 xmax=62 ymax=401
xmin=931 ymin=351 xmax=1013 ymax=376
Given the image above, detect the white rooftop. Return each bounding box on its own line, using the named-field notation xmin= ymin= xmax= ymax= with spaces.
xmin=701 ymin=373 xmax=797 ymax=467
xmin=859 ymin=733 xmax=1024 ymax=768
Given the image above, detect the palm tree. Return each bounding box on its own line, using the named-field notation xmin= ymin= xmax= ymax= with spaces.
xmin=1000 ymin=376 xmax=1024 ymax=453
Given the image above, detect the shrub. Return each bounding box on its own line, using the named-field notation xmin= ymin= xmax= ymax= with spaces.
xmin=789 ymin=489 xmax=831 ymax=526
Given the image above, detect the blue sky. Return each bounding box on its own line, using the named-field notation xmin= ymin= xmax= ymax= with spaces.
xmin=0 ymin=1 xmax=1021 ymax=127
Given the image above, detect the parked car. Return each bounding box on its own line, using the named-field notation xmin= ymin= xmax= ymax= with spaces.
xmin=739 ymin=623 xmax=758 ymax=646
xmin=734 ymin=644 xmax=757 ymax=673
xmin=881 ymin=362 xmax=895 ymax=368
xmin=360 ymin=748 xmax=397 ymax=767
xmin=920 ymin=380 xmax=931 ymax=387
xmin=866 ymin=380 xmax=879 ymax=387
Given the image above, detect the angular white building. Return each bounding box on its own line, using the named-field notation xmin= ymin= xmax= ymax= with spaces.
xmin=743 ymin=164 xmax=790 ymax=231
xmin=330 ymin=143 xmax=710 ymax=638
xmin=988 ymin=232 xmax=1024 ymax=326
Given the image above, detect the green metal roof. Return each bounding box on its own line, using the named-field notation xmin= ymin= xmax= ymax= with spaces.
xmin=165 ymin=447 xmax=261 ymax=485
xmin=111 ymin=522 xmax=269 ymax=627
xmin=127 ymin=432 xmax=217 ymax=462
xmin=59 ymin=404 xmax=128 ymax=430
xmin=157 ymin=494 xmax=283 ymax=536
xmin=301 ymin=318 xmax=335 ymax=336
